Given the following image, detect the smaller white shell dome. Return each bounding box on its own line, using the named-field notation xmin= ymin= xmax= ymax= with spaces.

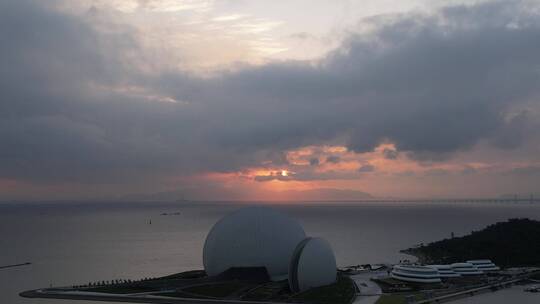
xmin=289 ymin=237 xmax=337 ymax=292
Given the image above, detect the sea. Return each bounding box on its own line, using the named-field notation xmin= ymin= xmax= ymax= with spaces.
xmin=1 ymin=201 xmax=540 ymax=304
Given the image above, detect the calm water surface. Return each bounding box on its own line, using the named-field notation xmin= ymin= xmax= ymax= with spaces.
xmin=1 ymin=201 xmax=539 ymax=304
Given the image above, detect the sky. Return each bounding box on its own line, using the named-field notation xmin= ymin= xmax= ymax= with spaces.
xmin=1 ymin=0 xmax=540 ymax=201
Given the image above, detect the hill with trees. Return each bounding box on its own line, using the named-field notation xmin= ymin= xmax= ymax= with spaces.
xmin=402 ymin=218 xmax=540 ymax=267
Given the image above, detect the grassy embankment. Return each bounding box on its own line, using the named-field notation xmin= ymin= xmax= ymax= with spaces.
xmin=182 ymin=282 xmax=253 ymax=298
xmin=375 ymin=293 xmax=425 ymax=304
xmin=64 ymin=269 xmax=357 ymax=303
xmin=289 ymin=275 xmax=357 ymax=304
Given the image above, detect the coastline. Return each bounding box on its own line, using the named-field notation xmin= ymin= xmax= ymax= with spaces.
xmin=20 ymin=289 xmax=285 ymax=304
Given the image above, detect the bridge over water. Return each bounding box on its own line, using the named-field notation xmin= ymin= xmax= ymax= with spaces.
xmin=330 ymin=198 xmax=540 ymax=204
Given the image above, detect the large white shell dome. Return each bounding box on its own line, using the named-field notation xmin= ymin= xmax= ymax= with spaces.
xmin=203 ymin=206 xmax=307 ymax=280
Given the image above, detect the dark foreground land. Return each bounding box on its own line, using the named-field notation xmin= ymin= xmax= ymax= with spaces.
xmin=401 ymin=218 xmax=540 ymax=266
xmin=20 ymin=269 xmax=356 ymax=304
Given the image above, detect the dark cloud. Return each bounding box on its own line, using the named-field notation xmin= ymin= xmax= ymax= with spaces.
xmin=309 ymin=158 xmax=319 ymax=166
xmin=424 ymin=168 xmax=451 ymax=177
xmin=283 ymin=170 xmax=361 ymax=181
xmin=394 ymin=170 xmax=416 ymax=177
xmin=167 ymin=0 xmax=540 ymax=159
xmin=1 ymin=0 xmax=540 ymax=196
xmin=358 ymin=164 xmax=375 ymax=173
xmin=490 ymin=111 xmax=535 ymax=150
xmin=382 ymin=148 xmax=398 ymax=160
xmin=325 ymin=155 xmax=341 ymax=164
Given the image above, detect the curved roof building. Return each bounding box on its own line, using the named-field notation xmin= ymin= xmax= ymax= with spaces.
xmin=391 ymin=265 xmax=442 ymax=283
xmin=203 ymin=206 xmax=307 ymax=280
xmin=451 ymin=263 xmax=483 ymax=275
xmin=289 ymin=237 xmax=337 ymax=292
xmin=467 ymin=260 xmax=500 ymax=272
xmin=427 ymin=265 xmax=460 ymax=278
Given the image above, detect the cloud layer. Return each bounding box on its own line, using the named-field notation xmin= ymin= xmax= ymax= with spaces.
xmin=1 ymin=0 xmax=540 ymax=199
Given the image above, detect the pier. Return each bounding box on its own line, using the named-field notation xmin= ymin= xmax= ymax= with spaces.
xmin=0 ymin=262 xmax=31 ymax=270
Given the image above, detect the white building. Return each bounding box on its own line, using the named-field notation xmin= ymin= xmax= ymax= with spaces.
xmin=203 ymin=206 xmax=338 ymax=291
xmin=427 ymin=265 xmax=461 ymax=278
xmin=451 ymin=262 xmax=483 ymax=275
xmin=391 ymin=265 xmax=442 ymax=283
xmin=467 ymin=260 xmax=500 ymax=272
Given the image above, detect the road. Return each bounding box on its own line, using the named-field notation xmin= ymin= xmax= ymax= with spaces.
xmin=350 ymin=272 xmax=383 ymax=304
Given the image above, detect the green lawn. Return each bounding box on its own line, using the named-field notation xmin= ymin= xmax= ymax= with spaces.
xmin=290 ymin=275 xmax=356 ymax=304
xmin=375 ymin=293 xmax=425 ymax=304
xmin=182 ymin=282 xmax=250 ymax=298
xmin=241 ymin=281 xmax=288 ymax=301
xmin=158 ymin=291 xmax=206 ymax=298
xmin=85 ymin=285 xmax=161 ymax=294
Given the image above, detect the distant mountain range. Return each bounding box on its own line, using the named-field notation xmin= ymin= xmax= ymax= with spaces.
xmin=120 ymin=187 xmax=373 ymax=202
xmin=273 ymin=188 xmax=373 ymax=201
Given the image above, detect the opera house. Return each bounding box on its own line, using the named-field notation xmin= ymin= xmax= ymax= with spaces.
xmin=203 ymin=206 xmax=337 ymax=291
